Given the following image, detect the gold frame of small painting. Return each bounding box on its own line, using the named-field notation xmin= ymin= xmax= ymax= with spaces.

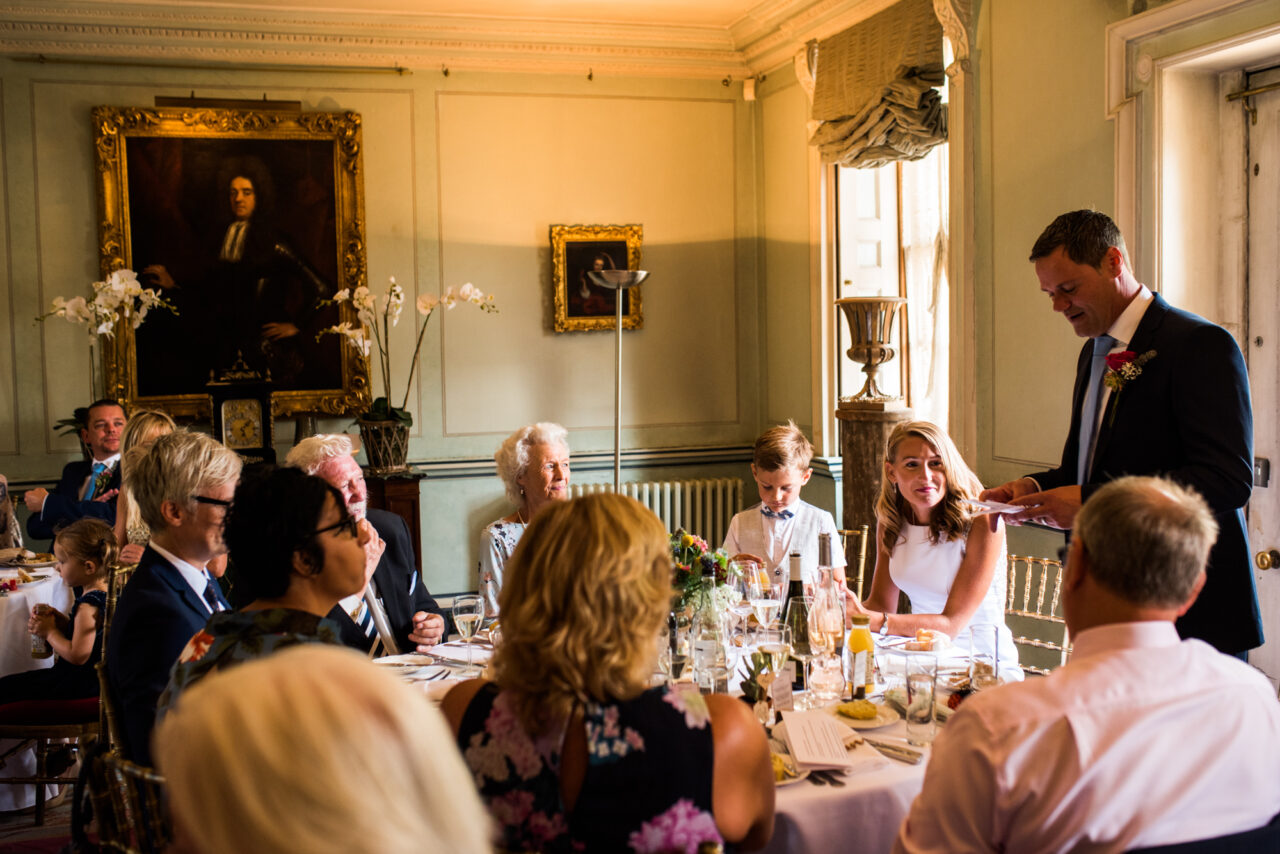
xmin=550 ymin=223 xmax=643 ymax=333
xmin=91 ymin=105 xmax=371 ymax=419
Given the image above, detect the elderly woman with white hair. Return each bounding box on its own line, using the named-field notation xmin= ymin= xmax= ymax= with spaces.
xmin=479 ymin=422 xmax=570 ymax=616
xmin=155 ymin=644 xmax=493 ymax=854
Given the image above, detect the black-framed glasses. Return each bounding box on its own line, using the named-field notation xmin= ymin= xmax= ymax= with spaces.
xmin=314 ymin=515 xmax=359 ymax=539
xmin=191 ymin=495 xmax=233 ymax=509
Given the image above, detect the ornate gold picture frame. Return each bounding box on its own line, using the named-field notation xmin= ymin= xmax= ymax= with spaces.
xmin=551 ymin=224 xmax=643 ymax=333
xmin=92 ymin=106 xmax=371 ymax=419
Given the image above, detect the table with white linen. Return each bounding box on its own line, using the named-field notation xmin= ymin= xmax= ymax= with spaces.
xmin=0 ymin=571 xmax=73 ymax=812
xmin=763 ymin=716 xmax=930 ymax=854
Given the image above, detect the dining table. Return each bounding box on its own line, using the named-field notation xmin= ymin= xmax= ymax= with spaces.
xmin=394 ymin=634 xmax=938 ymax=854
xmin=0 ymin=567 xmax=73 ymax=812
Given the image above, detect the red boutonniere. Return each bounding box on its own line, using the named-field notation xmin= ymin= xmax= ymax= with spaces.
xmin=1102 ymin=348 xmax=1157 ymax=424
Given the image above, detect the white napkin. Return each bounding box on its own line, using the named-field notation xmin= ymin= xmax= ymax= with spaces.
xmin=430 ymin=641 xmax=493 ymax=665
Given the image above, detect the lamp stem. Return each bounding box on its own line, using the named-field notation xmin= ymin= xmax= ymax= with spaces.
xmin=614 ymin=294 xmax=623 ymax=491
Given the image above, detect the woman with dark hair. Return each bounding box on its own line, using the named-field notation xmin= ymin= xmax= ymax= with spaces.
xmin=157 ymin=465 xmax=369 ymax=715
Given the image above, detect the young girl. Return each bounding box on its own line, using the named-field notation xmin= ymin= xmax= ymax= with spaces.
xmin=846 ymin=420 xmax=1022 ymax=677
xmin=0 ymin=518 xmax=115 ymax=704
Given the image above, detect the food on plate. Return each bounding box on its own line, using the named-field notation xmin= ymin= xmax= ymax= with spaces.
xmin=904 ymin=629 xmax=951 ymax=651
xmin=16 ymin=567 xmax=34 ymax=583
xmin=836 ymin=699 xmax=880 ymax=720
xmin=770 ymin=752 xmax=795 ymax=781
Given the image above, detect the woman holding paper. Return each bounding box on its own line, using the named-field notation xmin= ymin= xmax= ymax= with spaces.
xmin=846 ymin=421 xmax=1021 ymax=675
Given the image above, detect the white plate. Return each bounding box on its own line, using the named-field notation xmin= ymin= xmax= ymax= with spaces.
xmin=0 ymin=561 xmax=56 ymax=571
xmin=372 ymin=653 xmax=435 ymax=668
xmin=836 ymin=703 xmax=901 ymax=730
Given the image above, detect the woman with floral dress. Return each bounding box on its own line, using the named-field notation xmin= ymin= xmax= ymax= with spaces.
xmin=444 ymin=493 xmax=774 ymax=853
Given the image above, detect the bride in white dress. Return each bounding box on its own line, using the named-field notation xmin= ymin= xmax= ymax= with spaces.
xmin=847 ymin=420 xmax=1021 ymax=676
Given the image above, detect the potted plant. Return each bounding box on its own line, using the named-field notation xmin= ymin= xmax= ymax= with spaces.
xmin=319 ymin=277 xmax=497 ymax=472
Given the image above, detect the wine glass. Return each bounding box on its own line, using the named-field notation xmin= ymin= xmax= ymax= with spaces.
xmin=807 ymin=583 xmax=845 ymax=704
xmin=785 ymin=596 xmax=816 ymax=709
xmin=452 ymin=594 xmax=485 ymax=676
xmin=756 ymin=624 xmax=793 ymax=702
xmin=726 ymin=560 xmax=756 ymax=642
xmin=746 ymin=566 xmax=783 ymax=632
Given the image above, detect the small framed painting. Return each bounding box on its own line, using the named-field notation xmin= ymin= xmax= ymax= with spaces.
xmin=550 ymin=223 xmax=643 ymax=332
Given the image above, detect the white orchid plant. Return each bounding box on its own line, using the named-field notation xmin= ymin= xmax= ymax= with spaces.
xmin=40 ymin=268 xmax=177 ymax=337
xmin=319 ymin=277 xmax=497 ymax=425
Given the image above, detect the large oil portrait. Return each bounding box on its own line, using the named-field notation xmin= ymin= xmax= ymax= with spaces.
xmin=92 ymin=106 xmax=370 ymax=418
xmin=551 ymin=224 xmax=643 ymax=332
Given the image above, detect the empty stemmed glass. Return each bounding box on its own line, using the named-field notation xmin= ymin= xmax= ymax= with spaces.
xmin=726 ymin=560 xmax=757 ymax=643
xmin=452 ymin=594 xmax=485 ymax=677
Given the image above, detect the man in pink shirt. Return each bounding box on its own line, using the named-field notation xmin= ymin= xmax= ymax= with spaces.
xmin=895 ymin=475 xmax=1280 ymax=854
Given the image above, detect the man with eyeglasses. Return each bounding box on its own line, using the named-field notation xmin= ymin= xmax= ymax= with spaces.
xmin=285 ymin=434 xmax=445 ymax=655
xmin=105 ymin=430 xmax=242 ymax=766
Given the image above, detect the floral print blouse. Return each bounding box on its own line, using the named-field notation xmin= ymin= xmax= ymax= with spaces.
xmin=457 ymin=682 xmax=723 ymax=854
xmin=478 ymin=519 xmax=525 ymax=617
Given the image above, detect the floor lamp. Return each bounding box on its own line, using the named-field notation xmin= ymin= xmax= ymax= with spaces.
xmin=587 ymin=270 xmax=648 ymax=490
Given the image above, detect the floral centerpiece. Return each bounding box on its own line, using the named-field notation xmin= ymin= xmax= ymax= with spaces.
xmin=669 ymin=528 xmax=733 ymax=612
xmin=38 ymin=268 xmax=177 ymax=398
xmin=319 ymin=277 xmax=497 ymax=471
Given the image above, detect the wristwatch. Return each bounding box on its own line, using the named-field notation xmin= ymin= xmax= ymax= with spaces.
xmin=879 ymin=612 xmax=890 ymax=638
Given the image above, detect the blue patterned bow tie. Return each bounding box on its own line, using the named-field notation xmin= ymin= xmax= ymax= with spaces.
xmin=761 ymin=506 xmax=794 ymax=520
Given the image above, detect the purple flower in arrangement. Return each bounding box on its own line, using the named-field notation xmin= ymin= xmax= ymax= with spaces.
xmin=627 ymin=799 xmax=723 ymax=854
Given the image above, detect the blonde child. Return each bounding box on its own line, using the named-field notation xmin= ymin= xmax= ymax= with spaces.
xmin=722 ymin=421 xmax=846 ymax=589
xmin=0 ymin=518 xmax=115 ymax=704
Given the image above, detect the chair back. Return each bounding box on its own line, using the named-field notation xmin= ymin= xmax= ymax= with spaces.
xmin=838 ymin=525 xmax=871 ymax=599
xmin=1126 ymin=810 xmax=1280 ymax=852
xmin=97 ymin=751 xmax=171 ymax=854
xmin=97 ymin=561 xmax=131 ymax=746
xmin=1004 ymin=554 xmax=1070 ymax=675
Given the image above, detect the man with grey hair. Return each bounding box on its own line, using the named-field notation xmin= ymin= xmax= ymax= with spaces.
xmin=285 ymin=434 xmax=443 ymax=654
xmin=896 ymin=476 xmax=1280 ymax=854
xmin=105 ymin=430 xmax=242 ymax=766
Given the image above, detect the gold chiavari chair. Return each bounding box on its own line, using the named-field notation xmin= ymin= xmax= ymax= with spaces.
xmin=1005 ymin=554 xmax=1071 ymax=676
xmin=837 ymin=525 xmax=871 ymax=599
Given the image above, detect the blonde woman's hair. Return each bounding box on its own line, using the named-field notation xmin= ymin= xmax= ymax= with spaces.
xmin=284 ymin=433 xmax=356 ymax=475
xmin=753 ymin=420 xmax=814 ymax=472
xmin=154 ymin=645 xmax=493 ymax=854
xmin=118 ymin=409 xmax=176 ymax=539
xmin=493 ymin=493 xmax=670 ymax=734
xmin=493 ymin=422 xmax=569 ymax=506
xmin=876 ymin=420 xmax=982 ymax=554
xmin=54 ymin=517 xmax=117 ymax=569
xmin=132 ymin=431 xmax=243 ymax=533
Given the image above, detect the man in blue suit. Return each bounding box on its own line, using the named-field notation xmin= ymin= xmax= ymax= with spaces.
xmin=284 ymin=434 xmax=444 ymax=655
xmin=105 ymin=430 xmax=242 ymax=765
xmin=24 ymin=399 xmax=126 ymax=540
xmin=983 ymin=209 xmax=1262 ymax=656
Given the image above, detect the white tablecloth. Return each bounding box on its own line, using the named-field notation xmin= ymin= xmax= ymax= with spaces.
xmin=762 ymin=718 xmax=930 ymax=854
xmin=0 ymin=572 xmax=73 ymax=811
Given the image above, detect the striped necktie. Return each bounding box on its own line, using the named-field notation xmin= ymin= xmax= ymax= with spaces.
xmin=202 ymin=574 xmax=225 ymax=613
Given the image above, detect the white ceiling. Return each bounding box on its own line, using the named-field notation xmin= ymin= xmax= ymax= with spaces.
xmin=161 ymin=0 xmax=766 ymax=29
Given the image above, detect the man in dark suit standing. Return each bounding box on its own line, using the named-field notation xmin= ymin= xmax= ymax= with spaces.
xmin=983 ymin=209 xmax=1262 ymax=656
xmin=284 ymin=435 xmax=445 ymax=654
xmin=24 ymin=399 xmax=126 ymax=540
xmin=105 ymin=430 xmax=242 ymax=765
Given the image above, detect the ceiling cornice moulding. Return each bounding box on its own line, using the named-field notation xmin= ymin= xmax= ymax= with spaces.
xmin=0 ymin=0 xmax=886 ymax=79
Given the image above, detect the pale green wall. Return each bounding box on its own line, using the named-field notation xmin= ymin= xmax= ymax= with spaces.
xmin=976 ymin=0 xmax=1131 ymax=490
xmin=0 ymin=59 xmax=782 ymax=593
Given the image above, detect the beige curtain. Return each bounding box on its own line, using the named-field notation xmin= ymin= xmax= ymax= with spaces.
xmin=810 ymin=0 xmax=946 ymax=169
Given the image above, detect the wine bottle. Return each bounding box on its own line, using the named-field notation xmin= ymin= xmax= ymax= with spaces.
xmin=786 ymin=552 xmax=809 ymax=690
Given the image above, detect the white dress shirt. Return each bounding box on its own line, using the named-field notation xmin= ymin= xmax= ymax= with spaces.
xmin=894 ymin=621 xmax=1280 ymax=854
xmin=149 ymin=541 xmax=220 ymax=616
xmin=722 ymin=500 xmax=844 ymax=587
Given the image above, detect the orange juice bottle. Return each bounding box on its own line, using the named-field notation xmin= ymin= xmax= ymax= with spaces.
xmin=845 ymin=615 xmax=875 ymax=698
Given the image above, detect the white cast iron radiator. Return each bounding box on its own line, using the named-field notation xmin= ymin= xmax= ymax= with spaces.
xmin=570 ymin=478 xmax=744 ymax=547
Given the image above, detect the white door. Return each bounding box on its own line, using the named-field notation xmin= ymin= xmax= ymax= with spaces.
xmin=1246 ymin=67 xmax=1280 ymax=685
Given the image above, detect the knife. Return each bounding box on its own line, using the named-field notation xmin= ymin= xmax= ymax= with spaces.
xmin=863 ymin=738 xmax=924 ymax=764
